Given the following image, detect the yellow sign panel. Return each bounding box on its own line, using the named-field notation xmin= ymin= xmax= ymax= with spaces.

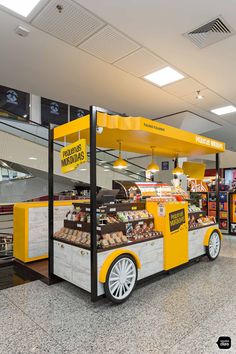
xmin=146 ymin=201 xmax=188 ymax=270
xmin=183 ymin=161 xmax=206 ymax=179
xmin=60 ymin=139 xmax=87 ymax=173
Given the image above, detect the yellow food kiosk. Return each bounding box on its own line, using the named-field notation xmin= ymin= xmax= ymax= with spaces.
xmin=50 ymin=105 xmax=225 ymax=303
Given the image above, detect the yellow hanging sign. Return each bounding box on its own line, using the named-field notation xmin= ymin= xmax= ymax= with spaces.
xmin=60 ymin=139 xmax=87 ymax=173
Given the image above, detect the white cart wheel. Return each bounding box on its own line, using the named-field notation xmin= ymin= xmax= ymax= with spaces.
xmin=104 ymin=255 xmax=137 ymax=304
xmin=206 ymin=231 xmax=221 ymax=260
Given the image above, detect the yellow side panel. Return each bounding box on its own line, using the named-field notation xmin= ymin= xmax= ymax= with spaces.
xmin=146 ymin=201 xmax=188 ymax=270
xmin=203 ymin=227 xmax=222 ymax=246
xmin=231 ymin=194 xmax=236 ymax=223
xmin=13 ymin=200 xmax=88 ymax=263
xmin=13 ymin=205 xmax=28 ymax=262
xmin=99 ymin=249 xmax=141 ymax=283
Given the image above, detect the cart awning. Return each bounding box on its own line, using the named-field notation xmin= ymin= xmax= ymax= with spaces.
xmin=54 ymin=113 xmax=225 ymax=157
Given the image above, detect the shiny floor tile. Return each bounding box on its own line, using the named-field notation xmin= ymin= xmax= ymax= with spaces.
xmin=0 ymin=235 xmax=236 ymax=353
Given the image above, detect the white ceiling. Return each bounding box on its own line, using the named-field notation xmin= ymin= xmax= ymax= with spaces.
xmin=0 ymin=0 xmax=236 ymax=150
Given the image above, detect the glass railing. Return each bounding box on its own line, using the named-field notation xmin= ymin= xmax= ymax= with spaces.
xmin=0 ymin=117 xmax=148 ymax=181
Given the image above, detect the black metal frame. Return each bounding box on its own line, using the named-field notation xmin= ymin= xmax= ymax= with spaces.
xmin=48 ymin=105 xmax=223 ymax=302
xmin=48 ymin=124 xmax=54 ymax=278
xmin=89 ymin=106 xmax=125 ymax=301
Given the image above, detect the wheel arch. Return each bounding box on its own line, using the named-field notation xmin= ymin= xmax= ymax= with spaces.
xmin=99 ymin=249 xmax=141 ymax=284
xmin=203 ymin=227 xmax=222 ymax=246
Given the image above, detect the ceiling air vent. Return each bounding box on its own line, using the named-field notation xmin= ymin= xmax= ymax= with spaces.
xmin=184 ymin=16 xmax=235 ymax=48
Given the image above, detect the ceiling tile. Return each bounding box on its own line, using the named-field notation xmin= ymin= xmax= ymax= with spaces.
xmin=182 ymin=89 xmax=229 ymax=110
xmin=163 ymin=78 xmax=205 ymax=97
xmin=32 ymin=0 xmax=105 ymax=46
xmin=79 ymin=25 xmax=140 ymax=63
xmin=220 ymin=113 xmax=236 ymax=126
xmin=114 ymin=48 xmax=166 ymax=77
xmin=158 ymin=111 xmax=221 ymax=133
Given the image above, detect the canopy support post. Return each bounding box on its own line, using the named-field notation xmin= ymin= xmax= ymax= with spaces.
xmin=90 ymin=105 xmax=98 ymax=302
xmin=48 ymin=124 xmax=54 ymax=278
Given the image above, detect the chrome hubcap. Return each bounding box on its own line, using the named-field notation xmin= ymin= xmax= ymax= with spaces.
xmin=108 ymin=258 xmax=136 ymax=300
xmin=209 ymin=232 xmax=220 ymax=258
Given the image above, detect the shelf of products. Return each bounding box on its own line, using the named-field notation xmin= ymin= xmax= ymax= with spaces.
xmin=189 ymin=215 xmax=216 ymax=230
xmin=113 ymin=181 xmax=189 ymax=201
xmin=189 ymin=192 xmax=208 ymax=213
xmin=188 ymin=202 xmax=215 ymax=230
xmin=54 ymin=202 xmax=163 ymax=251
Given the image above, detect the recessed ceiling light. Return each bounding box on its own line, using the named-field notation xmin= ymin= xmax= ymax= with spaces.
xmin=211 ymin=105 xmax=236 ymax=115
xmin=0 ymin=0 xmax=41 ymax=17
xmin=144 ymin=66 xmax=185 ymax=87
xmin=104 ymin=165 xmax=110 ymax=168
xmin=104 ymin=169 xmax=110 ymax=172
xmin=28 ymin=157 xmax=37 ymax=160
xmin=80 ymin=168 xmax=87 ymax=171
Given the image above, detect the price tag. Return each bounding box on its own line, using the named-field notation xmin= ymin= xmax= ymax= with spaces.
xmin=110 ymin=208 xmax=116 ymax=212
xmin=97 ymin=226 xmax=101 ymax=231
xmin=77 ymin=224 xmax=82 ymax=228
xmin=158 ymin=204 xmax=166 ymax=217
xmin=131 ymin=206 xmax=137 ymax=210
xmin=138 ymin=221 xmax=144 ymax=225
xmin=85 ymin=208 xmax=90 ymax=212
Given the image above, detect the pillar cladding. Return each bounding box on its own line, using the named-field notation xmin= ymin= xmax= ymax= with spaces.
xmin=30 ymin=94 xmax=41 ymax=124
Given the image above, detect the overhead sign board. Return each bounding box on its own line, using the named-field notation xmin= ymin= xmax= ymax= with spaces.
xmin=60 ymin=139 xmax=87 ymax=174
xmin=0 ymin=85 xmax=30 ymax=119
xmin=70 ymin=105 xmax=89 ymax=120
xmin=41 ymin=97 xmax=68 ymax=126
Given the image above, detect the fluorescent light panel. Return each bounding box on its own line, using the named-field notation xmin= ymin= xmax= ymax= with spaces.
xmin=144 ymin=66 xmax=185 ymax=87
xmin=0 ymin=0 xmax=41 ymax=17
xmin=211 ymin=105 xmax=236 ymax=116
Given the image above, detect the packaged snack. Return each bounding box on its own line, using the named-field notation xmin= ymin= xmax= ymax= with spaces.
xmin=121 ymin=235 xmax=128 ymax=243
xmin=103 ymin=233 xmax=110 ymax=240
xmin=114 ymin=236 xmax=122 ymax=243
xmin=108 ymin=238 xmax=116 ymax=246
xmin=101 ymin=239 xmax=109 ymax=248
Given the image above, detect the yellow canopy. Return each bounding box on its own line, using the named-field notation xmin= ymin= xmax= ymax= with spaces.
xmin=54 ymin=112 xmax=225 ymax=157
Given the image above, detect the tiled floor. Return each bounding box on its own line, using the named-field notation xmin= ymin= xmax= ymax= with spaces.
xmin=1 ymin=236 xmax=236 ymax=353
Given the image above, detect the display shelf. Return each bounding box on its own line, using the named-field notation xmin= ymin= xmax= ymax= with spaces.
xmin=73 ymin=202 xmax=146 ymax=213
xmin=64 ymin=217 xmax=154 ymax=235
xmin=53 ymin=234 xmax=163 ymax=253
xmin=53 ymin=236 xmax=90 ymax=250
xmin=188 ymin=223 xmax=217 ymax=231
xmin=97 ymin=234 xmax=163 ymax=252
xmin=188 ymin=211 xmax=206 ymax=218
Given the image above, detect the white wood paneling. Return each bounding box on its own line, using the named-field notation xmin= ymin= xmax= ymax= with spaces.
xmin=28 ymin=205 xmax=71 ymax=258
xmin=188 ymin=227 xmax=211 ymax=259
xmin=53 ymin=238 xmax=164 ymax=296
